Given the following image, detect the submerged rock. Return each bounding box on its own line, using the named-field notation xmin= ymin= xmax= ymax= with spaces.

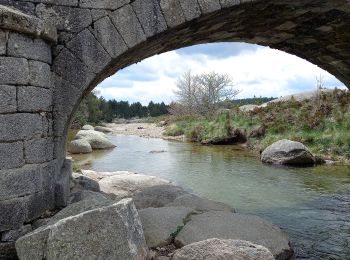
xmin=172 ymin=238 xmax=275 ymax=260
xmin=138 ymin=206 xmax=195 ymax=248
xmin=166 ymin=194 xmax=235 ymax=213
xmin=16 ymin=199 xmax=148 ymax=260
xmin=175 ymin=211 xmax=293 ymax=260
xmin=68 ymin=139 xmax=92 ymax=154
xmin=261 ymin=139 xmax=315 ymax=166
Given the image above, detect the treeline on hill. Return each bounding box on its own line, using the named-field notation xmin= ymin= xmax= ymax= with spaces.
xmin=71 ymin=91 xmax=168 ymax=128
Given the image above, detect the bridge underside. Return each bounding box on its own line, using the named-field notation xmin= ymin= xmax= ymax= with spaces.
xmin=0 ymin=0 xmax=349 ymax=241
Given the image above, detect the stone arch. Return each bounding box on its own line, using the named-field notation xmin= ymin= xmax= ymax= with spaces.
xmin=0 ymin=0 xmax=350 ymax=234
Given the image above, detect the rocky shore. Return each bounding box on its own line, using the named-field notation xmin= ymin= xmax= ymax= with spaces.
xmin=13 ymin=169 xmax=293 ymax=260
xmin=105 ymin=122 xmax=185 ymax=141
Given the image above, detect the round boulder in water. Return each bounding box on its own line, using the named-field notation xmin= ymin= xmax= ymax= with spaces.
xmin=261 ymin=139 xmax=315 ymax=166
xmin=68 ymin=139 xmax=92 ymax=154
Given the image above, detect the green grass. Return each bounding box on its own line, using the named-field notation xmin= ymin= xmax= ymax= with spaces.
xmin=164 ymin=89 xmax=350 ymax=161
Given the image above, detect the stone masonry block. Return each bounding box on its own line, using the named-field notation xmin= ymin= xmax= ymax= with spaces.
xmin=80 ymin=0 xmax=130 ymax=10
xmin=52 ymin=48 xmax=95 ymax=90
xmin=0 ymin=29 xmax=7 ymax=55
xmin=36 ymin=4 xmax=91 ymax=33
xmin=26 ymin=189 xmax=55 ymax=221
xmin=29 ymin=60 xmax=52 ymax=89
xmin=0 ymin=0 xmax=36 ymax=15
xmin=0 ymin=114 xmax=46 ymax=141
xmin=55 ymin=159 xmax=72 ymax=207
xmin=8 ymin=33 xmax=52 ymax=64
xmin=91 ymin=9 xmax=108 ymax=21
xmin=160 ymin=0 xmax=186 ymax=28
xmin=91 ymin=16 xmax=128 ymax=58
xmin=0 ymin=197 xmax=27 ymax=232
xmin=66 ymin=29 xmax=111 ymax=74
xmin=109 ymin=5 xmax=146 ymax=48
xmin=0 ymin=165 xmax=43 ymax=201
xmin=178 ymin=0 xmax=201 ymax=21
xmin=17 ymin=86 xmax=52 ymax=112
xmin=220 ymin=0 xmax=240 ymax=8
xmin=0 ymin=57 xmax=29 ymax=85
xmin=24 ymin=138 xmax=54 ymax=164
xmin=0 ymin=142 xmax=24 ymax=170
xmin=41 ymin=160 xmax=57 ymax=191
xmin=132 ymin=0 xmax=168 ymax=38
xmin=197 ymin=0 xmax=221 ymax=14
xmin=0 ymin=85 xmax=16 ymax=113
xmin=29 ymin=0 xmax=78 ymax=6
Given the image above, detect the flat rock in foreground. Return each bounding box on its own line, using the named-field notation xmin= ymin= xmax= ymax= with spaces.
xmin=175 ymin=211 xmax=293 ymax=260
xmin=172 ymin=238 xmax=275 ymax=260
xmin=261 ymin=139 xmax=315 ymax=166
xmin=16 ymin=199 xmax=148 ymax=260
xmin=139 ymin=206 xmax=195 ymax=248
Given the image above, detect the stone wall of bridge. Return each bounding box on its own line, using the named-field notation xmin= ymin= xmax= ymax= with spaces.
xmin=0 ymin=7 xmax=70 ymax=254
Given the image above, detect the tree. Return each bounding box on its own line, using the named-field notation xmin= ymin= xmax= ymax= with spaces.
xmin=173 ymin=70 xmax=240 ymax=115
xmin=174 ymin=70 xmax=200 ymax=115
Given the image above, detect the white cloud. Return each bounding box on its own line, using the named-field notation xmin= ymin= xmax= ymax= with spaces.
xmin=97 ymin=44 xmax=345 ymax=105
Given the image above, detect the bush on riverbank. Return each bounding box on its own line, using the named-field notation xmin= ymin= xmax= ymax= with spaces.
xmin=164 ymin=89 xmax=350 ymax=161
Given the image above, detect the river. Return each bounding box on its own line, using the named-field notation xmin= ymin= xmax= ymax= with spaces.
xmin=71 ymin=134 xmax=350 ymax=259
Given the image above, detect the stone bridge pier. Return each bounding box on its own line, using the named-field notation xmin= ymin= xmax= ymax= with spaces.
xmin=1 ymin=0 xmax=350 ymax=258
xmin=0 ymin=6 xmax=71 ymax=238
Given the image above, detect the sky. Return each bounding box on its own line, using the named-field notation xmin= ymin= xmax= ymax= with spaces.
xmin=96 ymin=42 xmax=345 ymax=105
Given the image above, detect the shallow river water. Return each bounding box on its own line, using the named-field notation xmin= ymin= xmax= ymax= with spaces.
xmin=71 ymin=134 xmax=350 ymax=259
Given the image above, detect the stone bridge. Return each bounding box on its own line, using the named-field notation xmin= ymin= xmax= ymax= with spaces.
xmin=0 ymin=0 xmax=350 ymax=246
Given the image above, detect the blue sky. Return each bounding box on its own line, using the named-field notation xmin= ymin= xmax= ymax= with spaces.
xmin=97 ymin=43 xmax=345 ymax=105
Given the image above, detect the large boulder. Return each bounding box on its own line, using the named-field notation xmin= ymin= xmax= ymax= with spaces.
xmin=68 ymin=139 xmax=92 ymax=154
xmin=166 ymin=194 xmax=235 ymax=213
xmin=95 ymin=126 xmax=113 ymax=133
xmin=98 ymin=172 xmax=171 ymax=200
xmin=261 ymin=139 xmax=315 ymax=166
xmin=132 ymin=185 xmax=188 ymax=209
xmin=76 ymin=130 xmax=116 ymax=149
xmin=82 ymin=124 xmax=94 ymax=130
xmin=174 ymin=211 xmax=293 ymax=260
xmin=172 ymin=238 xmax=274 ymax=260
xmin=138 ymin=207 xmax=195 ymax=248
xmin=16 ymin=199 xmax=148 ymax=260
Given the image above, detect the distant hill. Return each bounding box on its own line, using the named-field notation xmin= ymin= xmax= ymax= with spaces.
xmin=232 ymin=97 xmax=276 ymax=106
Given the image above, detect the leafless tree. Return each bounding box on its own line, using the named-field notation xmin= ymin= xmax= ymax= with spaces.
xmin=173 ymin=70 xmax=240 ymax=115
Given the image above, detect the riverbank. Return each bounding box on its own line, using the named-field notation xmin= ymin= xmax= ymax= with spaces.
xmin=105 ymin=122 xmax=185 ymax=141
xmin=163 ymin=89 xmax=350 ymax=164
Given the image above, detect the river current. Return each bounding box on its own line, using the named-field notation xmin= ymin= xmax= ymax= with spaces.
xmin=71 ymin=134 xmax=350 ymax=259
